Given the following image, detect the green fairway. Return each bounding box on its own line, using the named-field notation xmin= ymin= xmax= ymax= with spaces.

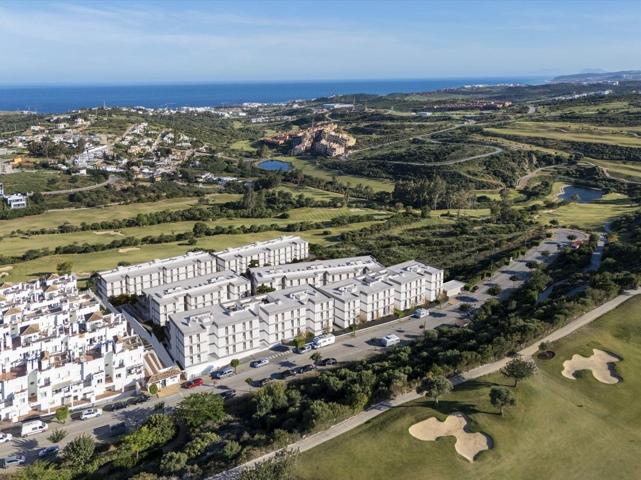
xmin=0 ymin=194 xmax=242 ymax=236
xmin=274 ymin=156 xmax=395 ymax=192
xmin=0 ymin=206 xmax=388 ymax=257
xmin=0 ymin=221 xmax=385 ymax=282
xmin=296 ymin=295 xmax=641 ymax=480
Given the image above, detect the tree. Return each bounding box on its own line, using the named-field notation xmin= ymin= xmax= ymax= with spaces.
xmin=148 ymin=383 xmax=158 ymax=396
xmin=256 ymin=284 xmax=276 ymax=294
xmin=47 ymin=428 xmax=68 ymax=443
xmin=489 ymin=386 xmax=516 ymax=416
xmin=62 ymin=434 xmax=95 ymax=469
xmin=239 ymin=450 xmax=298 ymax=480
xmin=160 ymin=451 xmax=188 ymax=474
xmin=55 ymin=405 xmax=69 ymax=424
xmin=176 ymin=392 xmax=226 ymax=431
xmin=501 ymin=357 xmax=537 ymax=387
xmin=15 ymin=460 xmax=72 ymax=480
xmin=310 ymin=351 xmax=322 ymax=364
xmin=222 ymin=440 xmax=242 ymax=462
xmin=56 ymin=261 xmax=73 ymax=275
xmin=230 ymin=358 xmax=240 ymax=374
xmin=416 ymin=375 xmax=452 ymax=405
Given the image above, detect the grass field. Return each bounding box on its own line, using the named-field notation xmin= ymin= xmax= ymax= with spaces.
xmin=274 ymin=156 xmax=395 ymax=192
xmin=0 ymin=194 xmax=242 ymax=236
xmin=0 ymin=170 xmax=99 ymax=194
xmin=297 ymin=295 xmax=641 ymax=480
xmin=0 ymin=207 xmax=389 ymax=257
xmin=485 ymin=121 xmax=641 ymax=147
xmin=589 ymin=159 xmax=641 ymax=182
xmin=0 ymin=221 xmax=385 ymax=283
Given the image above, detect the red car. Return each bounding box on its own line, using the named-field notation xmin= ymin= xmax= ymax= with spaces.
xmin=182 ymin=377 xmax=204 ymax=389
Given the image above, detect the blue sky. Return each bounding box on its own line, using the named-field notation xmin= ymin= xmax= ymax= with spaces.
xmin=0 ymin=0 xmax=640 ymax=84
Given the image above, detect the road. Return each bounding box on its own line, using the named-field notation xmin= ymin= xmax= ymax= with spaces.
xmin=212 ymin=286 xmax=641 ymax=479
xmin=0 ymin=228 xmax=582 ymax=466
xmin=40 ymin=175 xmax=117 ymax=196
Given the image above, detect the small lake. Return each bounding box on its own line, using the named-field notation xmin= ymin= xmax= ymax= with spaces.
xmin=558 ymin=185 xmax=603 ymax=203
xmin=257 ymin=159 xmax=291 ymax=172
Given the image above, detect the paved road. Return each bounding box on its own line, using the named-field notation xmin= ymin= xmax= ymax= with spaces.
xmin=212 ymin=286 xmax=641 ymax=479
xmin=40 ymin=175 xmax=117 ymax=196
xmin=0 ymin=229 xmax=581 ymax=466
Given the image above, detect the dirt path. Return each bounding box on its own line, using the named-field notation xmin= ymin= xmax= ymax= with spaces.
xmin=40 ymin=175 xmax=117 ymax=196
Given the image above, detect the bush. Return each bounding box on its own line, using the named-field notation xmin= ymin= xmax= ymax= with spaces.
xmin=160 ymin=451 xmax=188 ymax=474
xmin=48 ymin=428 xmax=68 ymax=443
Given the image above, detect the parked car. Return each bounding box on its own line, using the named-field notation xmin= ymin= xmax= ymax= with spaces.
xmin=80 ymin=407 xmax=102 ymax=420
xmin=250 ymin=358 xmax=269 ymax=368
xmin=301 ymin=364 xmax=316 ymax=373
xmin=213 ymin=367 xmax=235 ymax=379
xmin=106 ymin=401 xmax=127 ymax=412
xmin=256 ymin=377 xmax=273 ymax=387
xmin=220 ymin=389 xmax=236 ymax=400
xmin=37 ymin=446 xmax=59 ymax=458
xmin=280 ymin=369 xmax=295 ymax=378
xmin=294 ymin=343 xmax=313 ymax=354
xmin=183 ymin=377 xmax=204 ymax=389
xmin=0 ymin=455 xmax=25 ymax=468
xmin=110 ymin=422 xmax=128 ymax=436
xmin=128 ymin=394 xmax=149 ymax=405
xmin=20 ymin=419 xmax=48 ymax=437
xmin=291 ymin=366 xmax=305 ymax=375
xmin=0 ymin=433 xmax=12 ymax=444
xmin=413 ymin=308 xmax=430 ymax=319
xmin=380 ymin=334 xmax=400 ymax=347
xmin=318 ymin=357 xmax=337 ymax=367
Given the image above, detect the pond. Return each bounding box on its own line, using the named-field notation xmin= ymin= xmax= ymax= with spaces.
xmin=257 ymin=159 xmax=291 ymax=172
xmin=558 ymin=185 xmax=603 ymax=203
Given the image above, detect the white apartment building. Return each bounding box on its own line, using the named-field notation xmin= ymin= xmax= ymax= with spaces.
xmin=168 ymin=299 xmax=263 ymax=371
xmin=96 ymin=251 xmax=217 ymax=299
xmin=5 ymin=194 xmax=27 ymax=210
xmin=387 ymin=260 xmax=445 ymax=308
xmin=258 ymin=290 xmax=309 ymax=344
xmin=273 ymin=285 xmax=334 ymax=336
xmin=316 ymin=280 xmax=361 ymax=329
xmin=248 ymin=256 xmax=383 ymax=292
xmin=143 ymin=271 xmax=250 ymax=326
xmin=213 ymin=236 xmax=309 ymax=273
xmin=0 ymin=275 xmax=145 ymax=422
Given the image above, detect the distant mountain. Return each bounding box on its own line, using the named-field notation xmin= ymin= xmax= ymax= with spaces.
xmin=551 ymin=70 xmax=641 ymax=84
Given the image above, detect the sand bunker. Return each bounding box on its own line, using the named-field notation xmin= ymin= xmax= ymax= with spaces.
xmin=409 ymin=412 xmax=491 ymax=462
xmin=0 ymin=266 xmax=13 ymax=272
xmin=95 ymin=230 xmax=124 ymax=236
xmin=0 ymin=272 xmax=8 ymax=278
xmin=562 ymin=348 xmax=621 ymax=384
xmin=118 ymin=247 xmax=140 ymax=253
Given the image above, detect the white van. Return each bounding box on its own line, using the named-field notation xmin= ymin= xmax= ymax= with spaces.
xmin=312 ymin=333 xmax=336 ymax=349
xmin=381 ymin=334 xmax=400 ymax=347
xmin=413 ymin=308 xmax=430 ymax=319
xmin=20 ymin=420 xmax=48 ymax=437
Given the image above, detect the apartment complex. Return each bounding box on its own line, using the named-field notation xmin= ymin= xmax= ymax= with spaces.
xmin=143 ymin=271 xmax=251 ymax=326
xmin=96 ymin=251 xmax=217 ymax=299
xmin=166 ymin=259 xmax=443 ymax=374
xmin=0 ymin=275 xmax=145 ymax=422
xmin=248 ymin=256 xmax=383 ymax=293
xmin=213 ymin=236 xmax=309 ymax=273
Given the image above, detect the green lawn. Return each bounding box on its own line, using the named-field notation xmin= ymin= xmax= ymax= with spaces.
xmin=0 ymin=170 xmax=98 ymax=194
xmin=297 ymin=295 xmax=641 ymax=480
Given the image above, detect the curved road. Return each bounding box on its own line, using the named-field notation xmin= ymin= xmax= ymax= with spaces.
xmin=40 ymin=175 xmax=117 ymax=196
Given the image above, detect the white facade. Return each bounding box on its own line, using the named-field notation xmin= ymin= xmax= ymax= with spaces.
xmin=5 ymin=194 xmax=27 ymax=210
xmin=96 ymin=251 xmax=217 ymax=299
xmin=387 ymin=260 xmax=445 ymax=308
xmin=144 ymin=271 xmax=250 ymax=326
xmin=214 ymin=236 xmax=309 ymax=273
xmin=249 ymin=256 xmax=383 ymax=293
xmin=0 ymin=276 xmax=145 ymax=422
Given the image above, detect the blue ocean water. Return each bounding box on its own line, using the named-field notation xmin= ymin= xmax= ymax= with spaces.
xmin=0 ymin=77 xmax=547 ymax=114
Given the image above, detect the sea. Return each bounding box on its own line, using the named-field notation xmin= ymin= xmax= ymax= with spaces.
xmin=0 ymin=77 xmax=548 ymax=114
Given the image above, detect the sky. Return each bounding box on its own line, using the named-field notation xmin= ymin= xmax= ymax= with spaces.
xmin=0 ymin=0 xmax=640 ymax=85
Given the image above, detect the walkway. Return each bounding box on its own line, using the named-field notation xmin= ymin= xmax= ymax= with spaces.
xmin=40 ymin=175 xmax=117 ymax=196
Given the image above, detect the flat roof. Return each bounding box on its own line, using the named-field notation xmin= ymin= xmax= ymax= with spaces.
xmin=98 ymin=251 xmax=216 ymax=282
xmin=250 ymin=256 xmax=383 ymax=282
xmin=214 ymin=236 xmax=307 ymax=261
xmin=144 ymin=271 xmax=249 ymax=303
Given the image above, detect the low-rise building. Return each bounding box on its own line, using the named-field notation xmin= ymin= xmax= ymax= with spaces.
xmin=96 ymin=251 xmax=217 ymax=299
xmin=213 ymin=236 xmax=309 ymax=273
xmin=249 ymin=256 xmax=383 ymax=292
xmin=143 ymin=271 xmax=251 ymax=326
xmin=5 ymin=194 xmax=27 ymax=210
xmin=387 ymin=260 xmax=444 ymax=307
xmin=0 ymin=276 xmax=145 ymax=422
